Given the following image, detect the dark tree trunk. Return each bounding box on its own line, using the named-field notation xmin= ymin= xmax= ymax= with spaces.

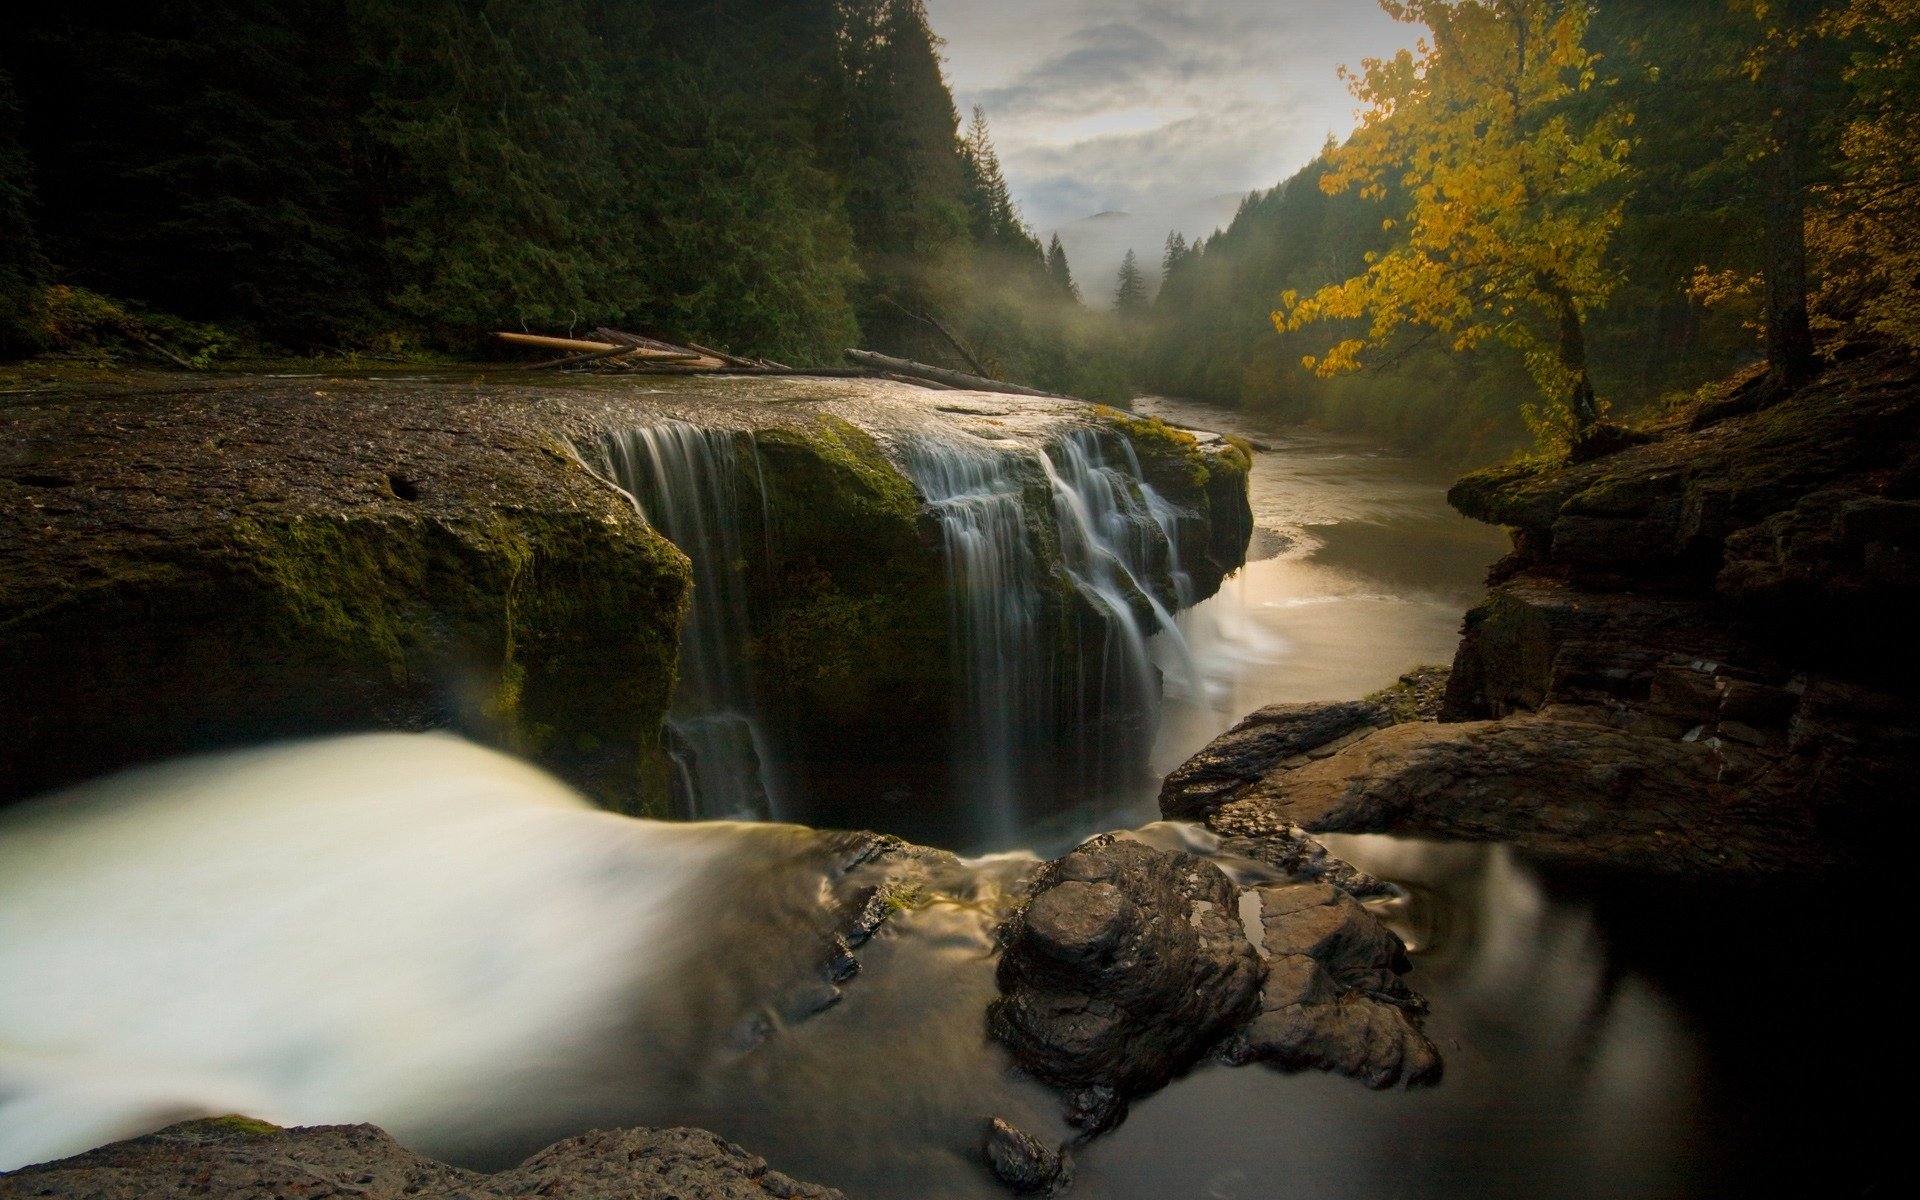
xmin=1763 ymin=9 xmax=1818 ymax=389
xmin=1548 ymin=282 xmax=1599 ymax=432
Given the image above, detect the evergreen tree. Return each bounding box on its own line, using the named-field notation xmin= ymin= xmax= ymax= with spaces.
xmin=1161 ymin=231 xmax=1189 ymax=281
xmin=0 ymin=68 xmax=46 ymax=354
xmin=1113 ymin=250 xmax=1149 ymax=316
xmin=1046 ymin=233 xmax=1078 ymax=300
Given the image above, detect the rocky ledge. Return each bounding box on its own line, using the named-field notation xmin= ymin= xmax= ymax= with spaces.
xmin=1163 ymin=351 xmax=1920 ymax=876
xmin=0 ymin=1117 xmax=842 ymax=1200
xmin=0 ymin=371 xmax=1250 ymax=814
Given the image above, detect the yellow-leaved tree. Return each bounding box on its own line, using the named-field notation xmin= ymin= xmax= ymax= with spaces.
xmin=1275 ymin=0 xmax=1634 ymax=446
xmin=1810 ymin=0 xmax=1920 ymax=350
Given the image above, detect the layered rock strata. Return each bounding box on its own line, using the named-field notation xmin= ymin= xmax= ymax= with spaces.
xmin=1164 ymin=351 xmax=1920 ymax=875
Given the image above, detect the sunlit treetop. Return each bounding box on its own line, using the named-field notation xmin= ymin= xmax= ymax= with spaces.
xmin=1276 ymin=0 xmax=1635 ymax=441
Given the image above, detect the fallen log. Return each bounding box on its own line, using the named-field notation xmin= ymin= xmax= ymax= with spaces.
xmin=844 ymin=349 xmax=1068 ymax=399
xmin=496 ymin=332 xmax=621 ymax=354
xmin=519 ymin=345 xmax=640 ymax=371
xmin=589 ymin=327 xmax=729 ymax=368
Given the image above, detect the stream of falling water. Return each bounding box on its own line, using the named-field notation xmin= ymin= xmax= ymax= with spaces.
xmin=587 ymin=424 xmax=785 ymax=821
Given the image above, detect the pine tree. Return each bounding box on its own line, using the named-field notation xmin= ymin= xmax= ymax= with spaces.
xmin=1113 ymin=249 xmax=1149 ymax=315
xmin=1161 ymin=231 xmax=1189 ymax=280
xmin=0 ymin=67 xmax=46 ymax=354
xmin=1046 ymin=233 xmax=1078 ymax=300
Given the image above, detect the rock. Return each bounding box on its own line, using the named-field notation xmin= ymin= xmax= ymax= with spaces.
xmin=1209 ymin=707 xmax=1854 ymax=874
xmin=1223 ymin=884 xmax=1438 ymax=1089
xmin=0 ymin=1117 xmax=843 ymax=1200
xmin=1159 ymin=700 xmax=1392 ymax=819
xmin=989 ymin=835 xmax=1262 ymax=1134
xmin=1250 ymin=887 xmax=1435 ymax=1084
xmin=980 ymin=1118 xmax=1071 ymax=1195
xmin=0 ymin=373 xmax=1254 ymax=815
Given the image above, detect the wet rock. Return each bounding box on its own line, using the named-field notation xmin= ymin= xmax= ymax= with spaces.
xmin=989 ymin=835 xmax=1261 ymax=1134
xmin=1212 ymin=706 xmax=1849 ymax=874
xmin=981 ymin=1117 xmax=1071 ymax=1195
xmin=1225 ymin=884 xmax=1439 ymax=1089
xmin=0 ymin=1117 xmax=843 ymax=1200
xmin=1159 ymin=700 xmax=1392 ymax=819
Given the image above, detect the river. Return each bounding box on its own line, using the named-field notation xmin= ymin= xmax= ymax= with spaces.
xmin=0 ymin=402 xmax=1889 ymax=1198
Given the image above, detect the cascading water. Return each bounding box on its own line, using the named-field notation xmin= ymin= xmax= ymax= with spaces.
xmin=1041 ymin=429 xmax=1198 ymax=795
xmin=897 ymin=440 xmax=1051 ymax=846
xmin=897 ymin=425 xmax=1199 ymax=840
xmin=586 ymin=424 xmax=783 ymax=821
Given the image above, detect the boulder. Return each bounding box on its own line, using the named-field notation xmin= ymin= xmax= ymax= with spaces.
xmin=1226 ymin=883 xmax=1440 ymax=1089
xmin=989 ymin=835 xmax=1261 ymax=1134
xmin=980 ymin=1118 xmax=1071 ymax=1195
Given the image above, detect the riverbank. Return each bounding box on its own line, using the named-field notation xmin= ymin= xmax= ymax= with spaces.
xmin=1162 ymin=351 xmax=1919 ymax=876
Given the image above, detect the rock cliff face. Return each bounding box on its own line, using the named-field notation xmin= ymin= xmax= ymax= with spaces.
xmin=1164 ymin=351 xmax=1920 ymax=875
xmin=0 ymin=372 xmax=1251 ymax=815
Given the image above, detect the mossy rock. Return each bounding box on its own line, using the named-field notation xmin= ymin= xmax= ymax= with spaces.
xmin=0 ymin=377 xmax=690 ymax=811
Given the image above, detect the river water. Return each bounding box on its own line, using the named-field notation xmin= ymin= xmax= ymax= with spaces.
xmin=0 ymin=402 xmax=1890 ymax=1197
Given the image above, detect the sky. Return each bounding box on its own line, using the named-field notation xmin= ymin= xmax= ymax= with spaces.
xmin=922 ymin=0 xmax=1420 ymax=235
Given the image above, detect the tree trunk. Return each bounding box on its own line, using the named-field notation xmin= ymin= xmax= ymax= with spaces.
xmin=1554 ymin=291 xmax=1599 ymax=432
xmin=1763 ymin=11 xmax=1818 ymax=389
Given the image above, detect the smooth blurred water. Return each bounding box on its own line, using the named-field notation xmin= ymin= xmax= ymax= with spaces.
xmin=0 ymin=410 xmax=1887 ymax=1198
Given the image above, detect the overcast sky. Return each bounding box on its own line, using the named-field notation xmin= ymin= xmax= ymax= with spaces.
xmin=922 ymin=0 xmax=1418 ymax=234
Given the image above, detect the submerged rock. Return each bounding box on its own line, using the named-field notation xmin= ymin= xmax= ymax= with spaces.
xmin=981 ymin=1117 xmax=1072 ymax=1195
xmin=988 ymin=835 xmax=1262 ymax=1134
xmin=0 ymin=1117 xmax=843 ymax=1200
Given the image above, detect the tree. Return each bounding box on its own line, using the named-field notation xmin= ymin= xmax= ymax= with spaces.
xmin=961 ymin=105 xmax=1032 ymax=253
xmin=0 ymin=68 xmax=46 ymax=354
xmin=1113 ymin=249 xmax=1149 ymax=315
xmin=1161 ymin=231 xmax=1190 ymax=282
xmin=1275 ymin=0 xmax=1634 ymax=442
xmin=1046 ymin=233 xmax=1078 ymax=300
xmin=1807 ymin=0 xmax=1920 ymax=351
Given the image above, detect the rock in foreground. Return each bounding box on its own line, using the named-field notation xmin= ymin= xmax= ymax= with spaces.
xmin=0 ymin=1117 xmax=842 ymax=1200
xmin=989 ymin=835 xmax=1261 ymax=1134
xmin=1225 ymin=883 xmax=1441 ymax=1089
xmin=988 ymin=831 xmax=1436 ymax=1141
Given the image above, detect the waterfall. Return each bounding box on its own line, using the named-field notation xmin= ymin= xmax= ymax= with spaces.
xmin=1041 ymin=430 xmax=1198 ymax=796
xmin=587 ymin=424 xmax=783 ymax=821
xmin=898 ymin=440 xmax=1051 ymax=846
xmin=898 ymin=426 xmax=1199 ymax=839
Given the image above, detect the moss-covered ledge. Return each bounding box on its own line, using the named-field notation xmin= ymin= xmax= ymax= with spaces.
xmin=0 ymin=374 xmax=691 ymax=810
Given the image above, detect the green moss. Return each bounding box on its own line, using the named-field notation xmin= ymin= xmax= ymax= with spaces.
xmin=1095 ymin=405 xmax=1211 ymax=492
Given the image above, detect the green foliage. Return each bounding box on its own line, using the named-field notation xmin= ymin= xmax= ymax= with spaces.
xmin=1139 ymin=0 xmax=1804 ymax=465
xmin=1 ymin=0 xmax=1118 ymax=393
xmin=0 ymin=69 xmax=45 ymax=356
xmin=1113 ymin=250 xmax=1150 ymax=317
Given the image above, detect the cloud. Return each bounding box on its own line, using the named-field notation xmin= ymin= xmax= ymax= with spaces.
xmin=924 ymin=0 xmax=1416 ymax=231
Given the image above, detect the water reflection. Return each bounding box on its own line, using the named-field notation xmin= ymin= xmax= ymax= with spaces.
xmin=0 ymin=737 xmax=1890 ymax=1197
